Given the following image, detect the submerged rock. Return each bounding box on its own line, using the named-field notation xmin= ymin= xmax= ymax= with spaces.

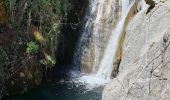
xmin=103 ymin=0 xmax=170 ymax=100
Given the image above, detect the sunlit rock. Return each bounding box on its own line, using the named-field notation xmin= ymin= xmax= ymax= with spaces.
xmin=103 ymin=0 xmax=170 ymax=99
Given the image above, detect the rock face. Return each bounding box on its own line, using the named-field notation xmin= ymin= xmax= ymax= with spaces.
xmin=103 ymin=0 xmax=170 ymax=100
xmin=56 ymin=0 xmax=88 ymax=65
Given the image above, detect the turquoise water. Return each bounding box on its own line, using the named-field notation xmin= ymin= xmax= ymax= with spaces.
xmin=4 ymin=67 xmax=103 ymax=100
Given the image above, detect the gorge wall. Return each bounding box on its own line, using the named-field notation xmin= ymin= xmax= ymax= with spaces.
xmin=56 ymin=0 xmax=88 ymax=65
xmin=103 ymin=0 xmax=170 ymax=99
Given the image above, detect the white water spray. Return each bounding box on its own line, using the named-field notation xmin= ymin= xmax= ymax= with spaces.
xmin=73 ymin=0 xmax=134 ymax=89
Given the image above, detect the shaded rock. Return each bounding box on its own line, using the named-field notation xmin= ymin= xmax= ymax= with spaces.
xmin=55 ymin=0 xmax=88 ymax=65
xmin=145 ymin=0 xmax=156 ymax=14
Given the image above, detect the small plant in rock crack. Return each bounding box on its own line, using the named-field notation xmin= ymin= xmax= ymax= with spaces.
xmin=26 ymin=41 xmax=39 ymax=55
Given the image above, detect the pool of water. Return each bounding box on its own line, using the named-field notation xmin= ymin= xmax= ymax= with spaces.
xmin=3 ymin=67 xmax=103 ymax=100
xmin=4 ymin=80 xmax=103 ymax=100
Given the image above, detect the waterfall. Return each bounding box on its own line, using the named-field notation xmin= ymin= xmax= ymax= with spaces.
xmin=91 ymin=0 xmax=105 ymax=72
xmin=73 ymin=0 xmax=100 ymax=72
xmin=73 ymin=0 xmax=134 ymax=89
xmin=96 ymin=0 xmax=132 ymax=80
xmin=122 ymin=0 xmax=130 ymax=15
xmin=73 ymin=0 xmax=120 ymax=73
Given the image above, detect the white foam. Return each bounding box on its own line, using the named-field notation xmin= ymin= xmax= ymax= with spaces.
xmin=69 ymin=74 xmax=109 ymax=91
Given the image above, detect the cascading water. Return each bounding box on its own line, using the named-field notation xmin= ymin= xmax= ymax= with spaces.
xmin=92 ymin=0 xmax=105 ymax=72
xmin=96 ymin=0 xmax=131 ymax=80
xmin=73 ymin=0 xmax=118 ymax=73
xmin=122 ymin=0 xmax=130 ymax=15
xmin=73 ymin=0 xmax=99 ymax=72
xmin=73 ymin=0 xmax=134 ymax=89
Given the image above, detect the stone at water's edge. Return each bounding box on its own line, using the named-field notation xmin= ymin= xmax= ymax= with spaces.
xmin=103 ymin=0 xmax=170 ymax=100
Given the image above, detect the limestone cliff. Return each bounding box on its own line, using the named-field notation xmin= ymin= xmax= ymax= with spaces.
xmin=103 ymin=0 xmax=170 ymax=99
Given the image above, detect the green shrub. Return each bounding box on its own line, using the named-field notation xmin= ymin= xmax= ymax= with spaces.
xmin=26 ymin=42 xmax=39 ymax=55
xmin=40 ymin=54 xmax=56 ymax=67
xmin=27 ymin=72 xmax=33 ymax=79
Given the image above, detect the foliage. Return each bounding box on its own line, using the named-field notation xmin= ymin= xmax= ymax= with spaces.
xmin=33 ymin=28 xmax=45 ymax=44
xmin=27 ymin=72 xmax=33 ymax=79
xmin=0 ymin=0 xmax=81 ymax=95
xmin=1 ymin=0 xmax=63 ymax=67
xmin=0 ymin=0 xmax=7 ymax=23
xmin=40 ymin=53 xmax=56 ymax=67
xmin=0 ymin=0 xmax=78 ymax=80
xmin=0 ymin=47 xmax=8 ymax=76
xmin=45 ymin=54 xmax=56 ymax=65
xmin=62 ymin=0 xmax=73 ymax=15
xmin=26 ymin=42 xmax=39 ymax=55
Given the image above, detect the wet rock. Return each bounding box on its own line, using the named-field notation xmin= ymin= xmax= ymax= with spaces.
xmin=74 ymin=0 xmax=120 ymax=73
